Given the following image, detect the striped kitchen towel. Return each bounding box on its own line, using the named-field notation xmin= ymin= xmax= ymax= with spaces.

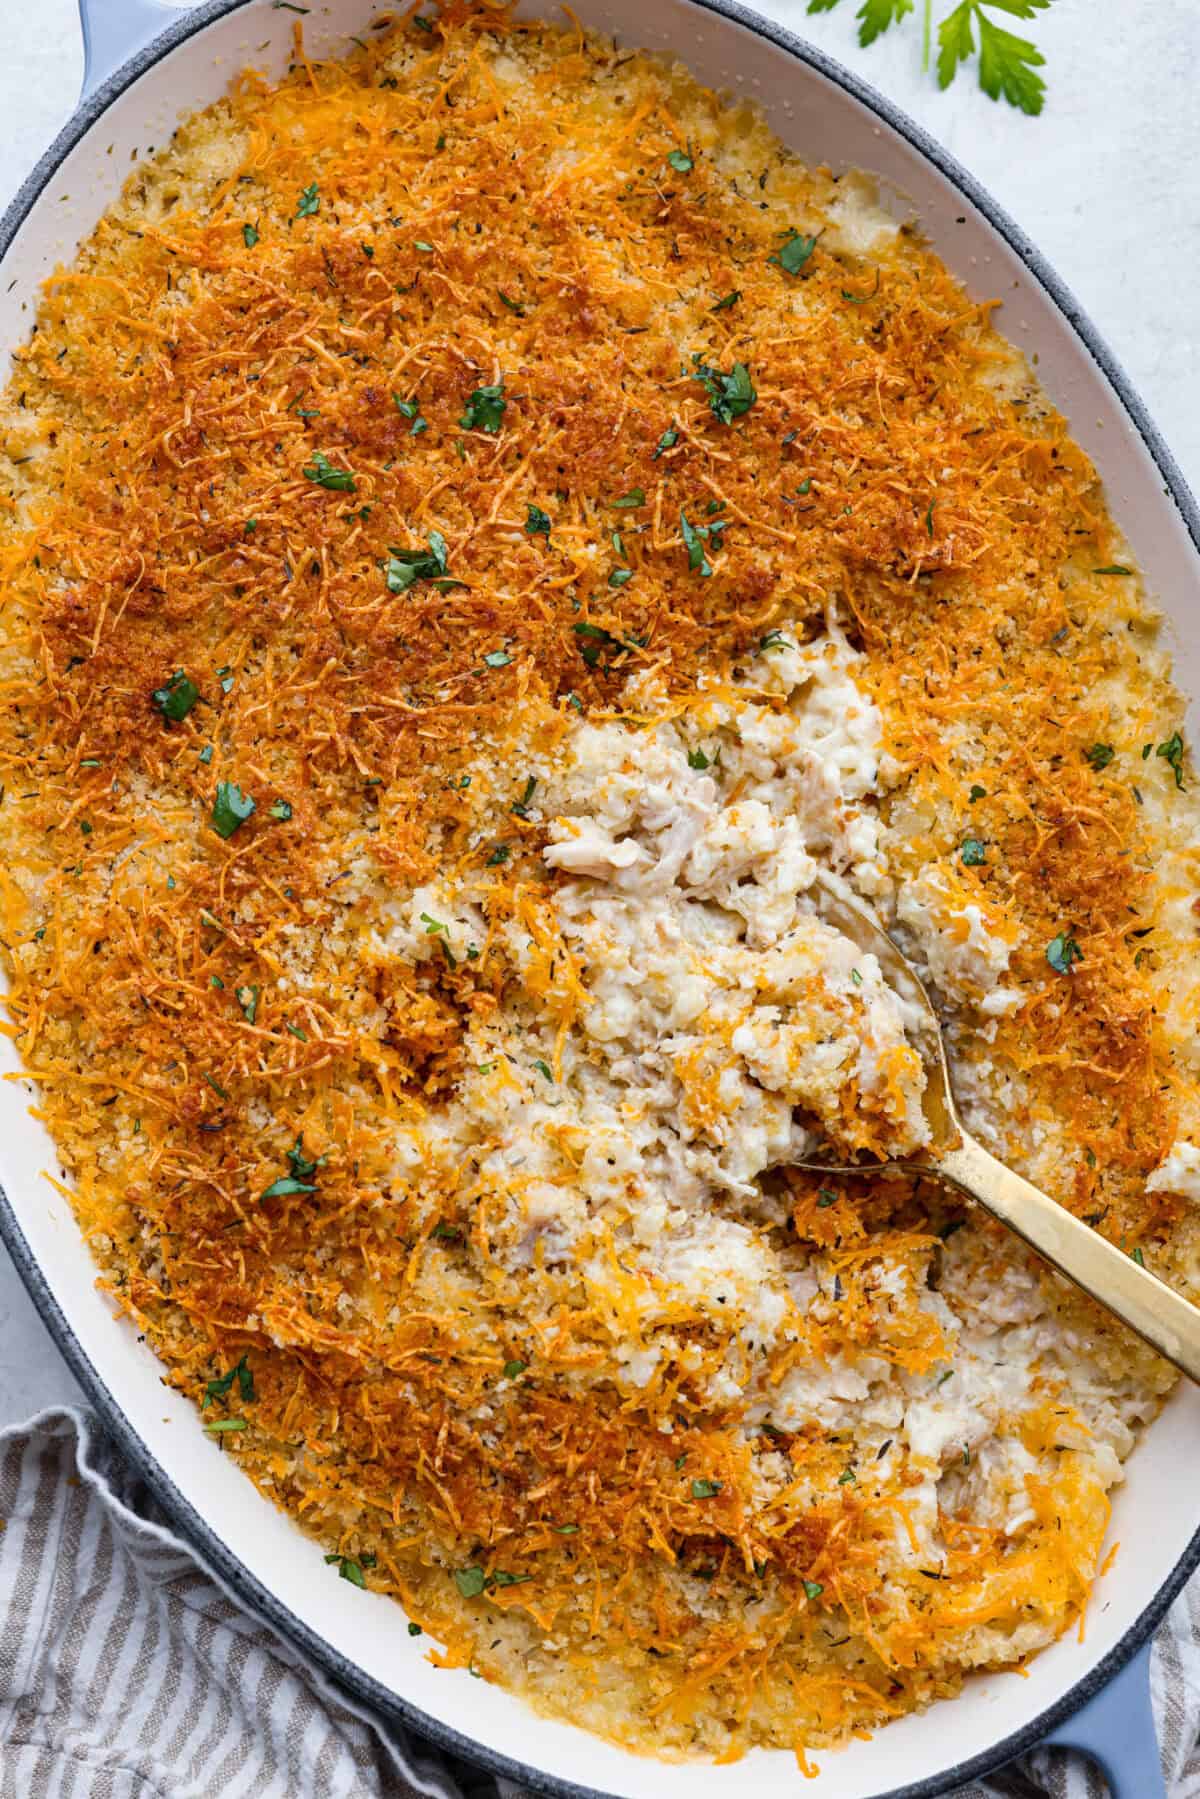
xmin=0 ymin=1409 xmax=1197 ymax=1798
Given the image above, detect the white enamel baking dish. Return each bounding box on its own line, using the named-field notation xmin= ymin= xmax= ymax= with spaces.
xmin=1 ymin=2 xmax=1198 ymax=1793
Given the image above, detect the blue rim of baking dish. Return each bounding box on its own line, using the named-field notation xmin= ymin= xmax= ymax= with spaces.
xmin=1 ymin=3 xmax=1197 ymax=1794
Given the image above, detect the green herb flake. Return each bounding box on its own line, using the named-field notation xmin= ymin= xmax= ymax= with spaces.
xmin=817 ymin=1189 xmax=838 ymax=1208
xmin=1085 ymin=743 xmax=1115 ymax=771
xmin=459 ymin=382 xmax=506 ymax=433
xmin=498 ymin=289 xmax=525 ymax=314
xmin=960 ymin=836 xmax=987 ymax=867
xmin=680 ymin=510 xmax=712 ymax=577
xmin=503 ymin=1359 xmax=527 ymax=1378
xmin=324 ymin=1555 xmax=367 ymax=1588
xmin=243 ymin=222 xmax=260 ymax=249
xmin=1131 ymin=1245 xmax=1146 ymax=1267
xmin=687 ymin=747 xmax=711 ymax=771
xmin=204 ymin=1418 xmax=248 ymax=1434
xmin=711 ymin=290 xmax=741 ymax=312
xmin=691 ymin=1478 xmax=722 ymax=1499
xmin=484 ymin=648 xmax=514 ymax=668
xmin=1093 ymin=564 xmax=1133 ymax=576
xmin=295 ymin=182 xmax=320 ymax=220
xmin=236 ymin=984 xmax=259 ymax=1025
xmin=454 ymin=1565 xmax=488 ymax=1599
xmin=385 ymin=531 xmax=452 ymax=593
xmin=1046 ymin=931 xmax=1083 ymax=976
xmin=1156 ymin=731 xmax=1186 ymax=790
xmin=693 ymin=357 xmax=756 ymax=425
xmin=525 ymin=504 xmax=551 ymax=538
xmin=771 ymin=230 xmax=818 ymax=276
xmin=608 ymin=567 xmax=633 ymax=588
xmin=653 ymin=425 xmax=679 ymax=459
xmin=211 ymin=781 xmax=255 ymax=839
xmin=414 ymin=239 xmax=435 ymax=253
xmin=611 ymin=488 xmax=645 ymax=509
xmin=408 ymin=1621 xmax=423 ymax=1636
xmin=667 ymin=148 xmax=694 ymax=173
xmin=303 ymin=450 xmax=356 ymax=492
xmin=532 ymin=1058 xmax=553 ymax=1082
xmin=837 ymin=1466 xmax=857 ymax=1486
xmin=261 ymin=1175 xmax=317 ymax=1199
xmin=152 ymin=671 xmax=200 ymax=724
xmin=486 ymin=843 xmax=511 ymax=866
xmin=968 ymin=783 xmax=987 ymax=801
xmin=803 ymin=1579 xmax=824 ymax=1600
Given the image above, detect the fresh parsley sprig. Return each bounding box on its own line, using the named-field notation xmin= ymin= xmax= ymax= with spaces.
xmin=807 ymin=0 xmax=1052 ymax=115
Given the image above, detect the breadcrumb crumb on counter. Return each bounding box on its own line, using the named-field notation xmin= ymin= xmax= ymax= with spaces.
xmin=0 ymin=0 xmax=1197 ymax=1766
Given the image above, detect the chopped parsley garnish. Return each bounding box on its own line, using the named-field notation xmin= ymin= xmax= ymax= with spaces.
xmin=414 ymin=239 xmax=435 ymax=253
xmin=608 ymin=567 xmax=633 ymax=588
xmin=710 ymin=290 xmax=741 ymax=311
xmin=680 ymin=509 xmax=712 ymax=577
xmin=408 ymin=1622 xmax=422 ymax=1636
xmin=771 ymin=230 xmax=818 ymax=276
xmin=261 ymin=1173 xmax=317 ymax=1199
xmin=691 ymin=1478 xmax=722 ymax=1499
xmin=1093 ymin=564 xmax=1133 ymax=576
xmin=760 ymin=630 xmax=790 ymax=651
xmin=692 ymin=357 xmax=756 ymax=425
xmin=960 ymin=836 xmax=987 ymax=866
xmin=498 ymin=289 xmax=525 ymax=314
xmin=295 ymin=182 xmax=320 ymax=219
xmin=242 ymin=223 xmax=259 ymax=249
xmin=152 ymin=671 xmax=200 ymax=723
xmin=1085 ymin=743 xmax=1115 ymax=771
xmin=204 ymin=1418 xmax=247 ymax=1434
xmin=484 ymin=648 xmax=513 ymax=668
xmin=325 ymin=1554 xmax=368 ymax=1587
xmin=1157 ymin=730 xmax=1186 ymax=790
xmin=512 ymin=775 xmax=537 ymax=817
xmin=532 ymin=1058 xmax=553 ymax=1082
xmin=303 ymin=450 xmax=355 ymax=492
xmin=486 ymin=843 xmax=510 ymax=866
xmin=211 ymin=782 xmax=255 ymax=839
xmin=525 ymin=504 xmax=551 ymax=537
xmin=393 ymin=395 xmax=427 ymax=435
xmin=385 ymin=530 xmax=453 ymax=593
xmin=1046 ymin=931 xmax=1083 ymax=976
xmin=236 ymin=984 xmax=259 ymax=1024
xmin=269 ymin=799 xmax=293 ymax=821
xmin=454 ymin=1566 xmax=488 ymax=1599
xmin=803 ymin=1580 xmax=823 ymax=1600
xmin=611 ymin=488 xmax=645 ymax=509
xmin=837 ymin=1466 xmax=857 ymax=1486
xmin=666 ymin=148 xmax=694 ymax=173
xmin=687 ymin=747 xmax=712 ymax=770
xmin=287 ymin=1138 xmax=322 ymax=1181
xmin=653 ymin=425 xmax=679 ymax=458
xmin=817 ymin=1189 xmax=838 ymax=1208
xmin=204 ymin=1355 xmax=255 ymax=1406
xmin=459 ymin=382 xmax=506 ymax=433
xmin=968 ymin=782 xmax=987 ymax=801
xmin=420 ymin=911 xmax=457 ymax=967
xmin=503 ymin=1359 xmax=527 ymax=1377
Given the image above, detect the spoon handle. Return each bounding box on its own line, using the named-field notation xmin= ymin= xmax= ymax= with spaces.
xmin=937 ymin=1133 xmax=1200 ymax=1383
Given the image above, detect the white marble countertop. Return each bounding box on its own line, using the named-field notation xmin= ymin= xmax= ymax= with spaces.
xmin=0 ymin=0 xmax=1198 ymax=1426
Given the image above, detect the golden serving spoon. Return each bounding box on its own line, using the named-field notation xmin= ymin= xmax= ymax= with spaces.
xmin=800 ymin=871 xmax=1200 ymax=1383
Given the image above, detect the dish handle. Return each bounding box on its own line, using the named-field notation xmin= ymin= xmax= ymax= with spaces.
xmin=77 ymin=0 xmax=188 ymax=104
xmin=1041 ymin=1639 xmax=1166 ymax=1797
